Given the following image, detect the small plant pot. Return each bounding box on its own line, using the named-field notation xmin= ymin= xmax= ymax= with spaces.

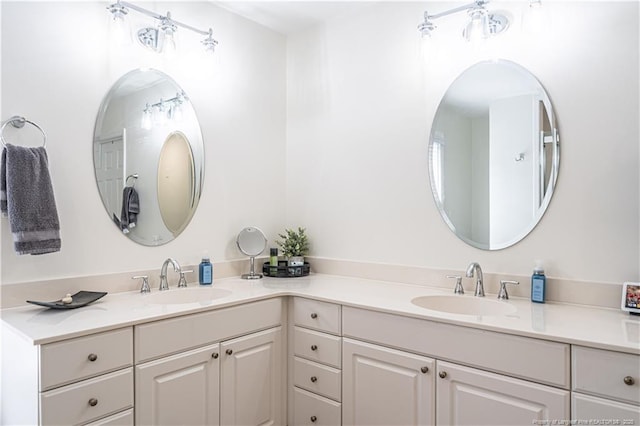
xmin=288 ymin=256 xmax=305 ymax=266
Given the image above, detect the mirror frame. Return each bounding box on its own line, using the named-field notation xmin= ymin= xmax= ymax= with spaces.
xmin=428 ymin=59 xmax=560 ymax=250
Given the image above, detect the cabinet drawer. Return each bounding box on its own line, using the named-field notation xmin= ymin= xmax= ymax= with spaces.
xmin=85 ymin=408 xmax=133 ymax=426
xmin=294 ymin=387 xmax=341 ymax=426
xmin=40 ymin=367 xmax=133 ymax=426
xmin=294 ymin=297 xmax=341 ymax=335
xmin=572 ymin=393 xmax=640 ymax=424
xmin=572 ymin=346 xmax=640 ymax=405
xmin=294 ymin=327 xmax=342 ymax=368
xmin=294 ymin=356 xmax=342 ymax=401
xmin=135 ymin=298 xmax=282 ymax=362
xmin=343 ymin=306 xmax=570 ymax=388
xmin=40 ymin=327 xmax=133 ymax=391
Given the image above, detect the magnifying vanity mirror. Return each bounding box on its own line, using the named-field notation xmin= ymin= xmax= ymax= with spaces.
xmin=93 ymin=69 xmax=204 ymax=246
xmin=429 ymin=60 xmax=559 ymax=250
xmin=237 ymin=226 xmax=267 ymax=279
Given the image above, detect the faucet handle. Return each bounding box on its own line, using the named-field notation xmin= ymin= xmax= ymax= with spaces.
xmin=132 ymin=275 xmax=150 ymax=293
xmin=446 ymin=275 xmax=464 ymax=295
xmin=498 ymin=280 xmax=519 ymax=300
xmin=178 ymin=270 xmax=193 ymax=288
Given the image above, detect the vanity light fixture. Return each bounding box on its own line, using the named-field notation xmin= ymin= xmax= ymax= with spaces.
xmin=141 ymin=92 xmax=187 ymax=129
xmin=107 ymin=0 xmax=218 ymax=55
xmin=418 ymin=0 xmax=512 ymax=42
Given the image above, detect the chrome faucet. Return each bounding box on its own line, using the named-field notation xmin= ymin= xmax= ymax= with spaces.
xmin=466 ymin=262 xmax=484 ymax=297
xmin=159 ymin=258 xmax=181 ymax=291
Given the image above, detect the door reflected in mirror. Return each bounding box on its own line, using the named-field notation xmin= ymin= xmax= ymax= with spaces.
xmin=93 ymin=69 xmax=204 ymax=246
xmin=429 ymin=60 xmax=559 ymax=250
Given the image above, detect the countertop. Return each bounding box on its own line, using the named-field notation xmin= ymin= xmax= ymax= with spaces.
xmin=1 ymin=274 xmax=638 ymax=354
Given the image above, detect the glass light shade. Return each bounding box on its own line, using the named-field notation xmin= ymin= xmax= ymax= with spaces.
xmin=464 ymin=8 xmax=490 ymax=42
xmin=522 ymin=0 xmax=546 ymax=35
xmin=141 ymin=104 xmax=152 ymax=130
xmin=110 ymin=10 xmax=132 ymax=45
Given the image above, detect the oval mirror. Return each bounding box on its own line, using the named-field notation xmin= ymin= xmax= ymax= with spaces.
xmin=93 ymin=69 xmax=204 ymax=246
xmin=429 ymin=60 xmax=559 ymax=250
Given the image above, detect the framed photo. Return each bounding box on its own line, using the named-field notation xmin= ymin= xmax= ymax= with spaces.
xmin=621 ymin=282 xmax=640 ymax=314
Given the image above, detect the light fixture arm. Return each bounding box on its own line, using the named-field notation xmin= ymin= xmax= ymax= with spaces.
xmin=115 ymin=0 xmax=211 ymax=36
xmin=425 ymin=0 xmax=488 ymax=21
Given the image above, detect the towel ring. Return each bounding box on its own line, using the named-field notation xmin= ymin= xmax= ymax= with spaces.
xmin=0 ymin=116 xmax=47 ymax=148
xmin=126 ymin=174 xmax=139 ymax=187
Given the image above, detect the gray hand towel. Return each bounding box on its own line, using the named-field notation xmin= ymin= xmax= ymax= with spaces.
xmin=120 ymin=186 xmax=140 ymax=233
xmin=0 ymin=144 xmax=61 ymax=255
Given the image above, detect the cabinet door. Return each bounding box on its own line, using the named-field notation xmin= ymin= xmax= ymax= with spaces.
xmin=221 ymin=327 xmax=284 ymax=426
xmin=135 ymin=343 xmax=220 ymax=426
xmin=343 ymin=338 xmax=435 ymax=426
xmin=572 ymin=393 xmax=640 ymax=425
xmin=437 ymin=361 xmax=569 ymax=426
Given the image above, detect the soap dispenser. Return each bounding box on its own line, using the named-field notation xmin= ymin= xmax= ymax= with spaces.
xmin=531 ymin=261 xmax=546 ymax=303
xmin=199 ymin=253 xmax=213 ymax=285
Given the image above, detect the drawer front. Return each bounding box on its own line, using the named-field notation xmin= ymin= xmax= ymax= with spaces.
xmin=294 ymin=356 xmax=342 ymax=401
xmin=294 ymin=387 xmax=341 ymax=426
xmin=294 ymin=327 xmax=342 ymax=368
xmin=40 ymin=367 xmax=133 ymax=426
xmin=572 ymin=393 xmax=640 ymax=424
xmin=343 ymin=306 xmax=570 ymax=388
xmin=84 ymin=408 xmax=134 ymax=426
xmin=40 ymin=328 xmax=133 ymax=391
xmin=135 ymin=298 xmax=282 ymax=362
xmin=294 ymin=297 xmax=341 ymax=335
xmin=572 ymin=346 xmax=640 ymax=405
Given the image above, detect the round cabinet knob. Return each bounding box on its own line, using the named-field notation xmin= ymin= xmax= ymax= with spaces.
xmin=226 ymin=349 xmax=233 ymax=355
xmin=310 ymin=345 xmax=318 ymax=351
xmin=310 ymin=376 xmax=318 ymax=383
xmin=88 ymin=398 xmax=98 ymax=407
xmin=421 ymin=366 xmax=429 ymax=374
xmin=87 ymin=353 xmax=98 ymax=362
xmin=624 ymin=376 xmax=635 ymax=386
xmin=212 ymin=353 xmax=219 ymax=359
xmin=310 ymin=416 xmax=318 ymax=423
xmin=439 ymin=371 xmax=447 ymax=379
xmin=310 ymin=313 xmax=318 ymax=319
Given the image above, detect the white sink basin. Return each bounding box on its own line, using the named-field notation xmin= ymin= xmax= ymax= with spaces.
xmin=411 ymin=295 xmax=517 ymax=316
xmin=143 ymin=287 xmax=232 ymax=305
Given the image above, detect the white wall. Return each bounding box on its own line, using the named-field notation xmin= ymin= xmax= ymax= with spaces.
xmin=286 ymin=1 xmax=640 ymax=284
xmin=1 ymin=1 xmax=287 ymax=283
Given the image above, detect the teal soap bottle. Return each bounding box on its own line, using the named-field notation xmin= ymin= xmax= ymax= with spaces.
xmin=199 ymin=253 xmax=213 ymax=285
xmin=531 ymin=261 xmax=546 ymax=303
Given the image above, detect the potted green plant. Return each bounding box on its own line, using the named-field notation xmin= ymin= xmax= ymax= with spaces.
xmin=276 ymin=227 xmax=309 ymax=266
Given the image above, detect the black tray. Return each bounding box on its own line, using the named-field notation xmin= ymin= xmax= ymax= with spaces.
xmin=27 ymin=291 xmax=108 ymax=310
xmin=263 ymin=261 xmax=310 ymax=278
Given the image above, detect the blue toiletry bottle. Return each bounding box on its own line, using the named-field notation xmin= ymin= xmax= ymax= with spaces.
xmin=199 ymin=254 xmax=213 ymax=285
xmin=531 ymin=262 xmax=546 ymax=303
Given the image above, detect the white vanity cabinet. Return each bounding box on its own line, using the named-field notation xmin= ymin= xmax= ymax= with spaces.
xmin=571 ymin=346 xmax=640 ymax=424
xmin=342 ymin=338 xmax=435 ymax=426
xmin=220 ymin=326 xmax=284 ymax=426
xmin=134 ymin=298 xmax=284 ymax=426
xmin=342 ymin=306 xmax=571 ymax=426
xmin=135 ymin=343 xmax=221 ymax=426
xmin=436 ymin=361 xmax=569 ymax=425
xmin=290 ymin=297 xmax=343 ymax=426
xmin=0 ymin=325 xmax=134 ymax=426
